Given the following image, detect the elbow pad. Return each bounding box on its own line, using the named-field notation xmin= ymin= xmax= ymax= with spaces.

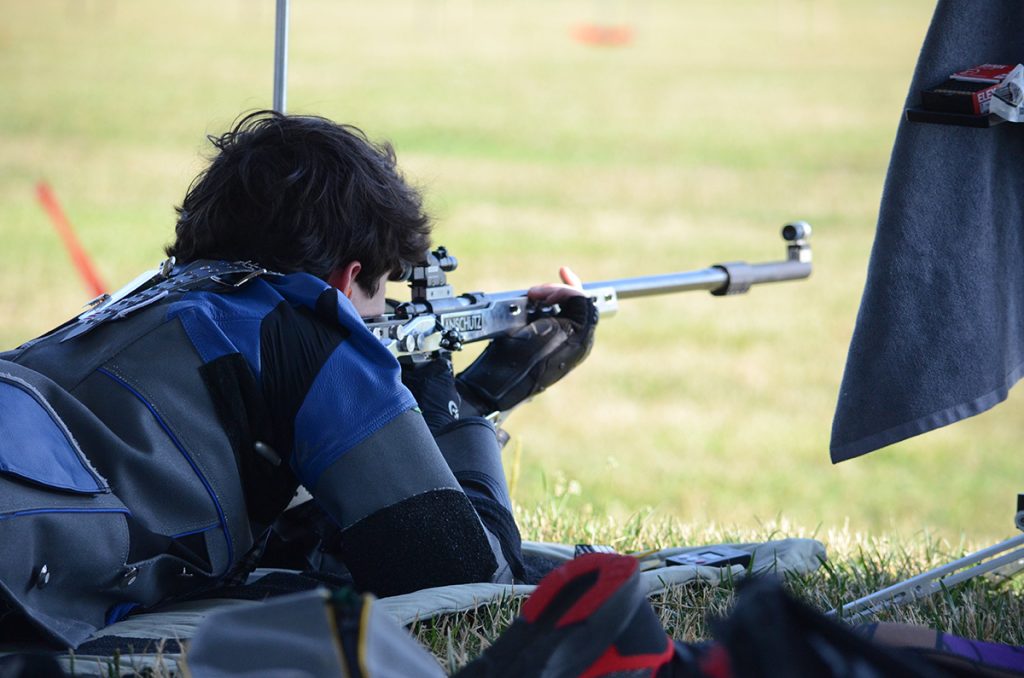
xmin=338 ymin=489 xmax=498 ymax=597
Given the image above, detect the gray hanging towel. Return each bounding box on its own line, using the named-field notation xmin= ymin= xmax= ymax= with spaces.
xmin=831 ymin=1 xmax=1024 ymax=462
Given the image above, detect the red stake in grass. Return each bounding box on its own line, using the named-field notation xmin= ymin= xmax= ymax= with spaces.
xmin=35 ymin=181 xmax=108 ymax=298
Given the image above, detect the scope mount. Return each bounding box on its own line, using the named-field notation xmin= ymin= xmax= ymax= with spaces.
xmin=409 ymin=246 xmax=458 ymax=303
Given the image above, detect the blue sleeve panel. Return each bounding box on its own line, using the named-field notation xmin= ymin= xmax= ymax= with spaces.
xmin=166 ymin=271 xmax=416 ymax=491
xmin=270 ymin=274 xmax=418 ymax=489
xmin=290 ymin=317 xmax=416 ymax=490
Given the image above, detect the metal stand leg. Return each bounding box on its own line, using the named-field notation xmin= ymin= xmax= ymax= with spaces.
xmin=827 ymin=496 xmax=1024 ymax=623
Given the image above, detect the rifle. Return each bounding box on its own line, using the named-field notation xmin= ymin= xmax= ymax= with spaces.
xmin=366 ymin=222 xmax=812 ymax=361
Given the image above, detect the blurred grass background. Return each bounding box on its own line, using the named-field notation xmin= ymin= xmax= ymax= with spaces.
xmin=3 ymin=0 xmax=1022 ymax=544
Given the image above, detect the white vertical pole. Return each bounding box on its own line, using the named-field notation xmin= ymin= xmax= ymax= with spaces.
xmin=273 ymin=0 xmax=290 ymax=113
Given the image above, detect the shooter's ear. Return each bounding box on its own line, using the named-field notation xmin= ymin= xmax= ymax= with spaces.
xmin=328 ymin=261 xmax=362 ymax=299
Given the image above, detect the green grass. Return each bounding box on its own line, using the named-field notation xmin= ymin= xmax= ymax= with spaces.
xmin=4 ymin=0 xmax=1024 ymax=668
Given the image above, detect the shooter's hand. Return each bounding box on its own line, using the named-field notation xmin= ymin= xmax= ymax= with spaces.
xmin=526 ymin=266 xmax=587 ymax=304
xmin=457 ymin=266 xmax=599 ymax=414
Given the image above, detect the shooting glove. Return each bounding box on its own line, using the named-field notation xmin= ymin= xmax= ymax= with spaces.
xmin=401 ymin=357 xmax=464 ymax=435
xmin=457 ymin=295 xmax=599 ymax=414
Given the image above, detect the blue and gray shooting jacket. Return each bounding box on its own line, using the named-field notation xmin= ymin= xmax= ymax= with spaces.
xmin=0 ymin=260 xmax=510 ymax=647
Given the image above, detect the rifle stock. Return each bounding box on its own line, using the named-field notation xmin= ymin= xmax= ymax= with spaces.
xmin=365 ymin=222 xmax=812 ymax=359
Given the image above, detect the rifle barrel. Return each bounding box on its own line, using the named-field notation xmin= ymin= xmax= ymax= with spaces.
xmin=584 ymin=266 xmax=726 ymax=298
xmin=490 ymin=258 xmax=811 ymax=302
xmin=747 ymin=260 xmax=813 ymax=285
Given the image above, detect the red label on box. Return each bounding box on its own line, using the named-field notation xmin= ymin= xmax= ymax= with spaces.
xmin=951 ymin=64 xmax=1015 ymax=83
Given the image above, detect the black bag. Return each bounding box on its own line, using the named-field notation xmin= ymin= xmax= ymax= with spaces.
xmin=714 ymin=579 xmax=950 ymax=678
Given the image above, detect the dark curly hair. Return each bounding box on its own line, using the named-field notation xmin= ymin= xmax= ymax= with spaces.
xmin=166 ymin=110 xmax=431 ymax=294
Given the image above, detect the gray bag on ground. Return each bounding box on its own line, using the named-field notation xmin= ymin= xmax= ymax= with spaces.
xmin=185 ymin=588 xmax=445 ymax=678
